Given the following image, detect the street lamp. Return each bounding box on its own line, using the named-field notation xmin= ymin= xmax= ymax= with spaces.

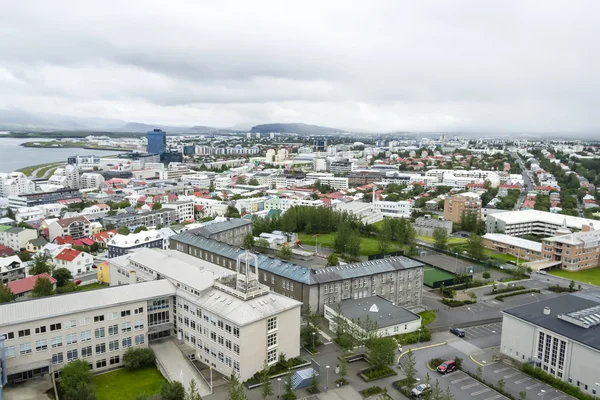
xmin=467 ymin=307 xmax=476 ymax=319
xmin=531 ymin=293 xmax=539 ymax=301
xmin=540 ymin=389 xmax=546 ymax=400
xmin=277 ymin=378 xmax=281 ymax=399
xmin=417 ymin=328 xmax=422 ymax=343
xmin=312 ymin=332 xmax=316 ymax=351
xmin=326 ymin=365 xmax=330 ymax=391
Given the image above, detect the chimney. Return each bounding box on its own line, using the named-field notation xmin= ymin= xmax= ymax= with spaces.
xmin=543 ymin=307 xmax=551 ymax=316
xmin=582 ymin=224 xmax=592 ymax=232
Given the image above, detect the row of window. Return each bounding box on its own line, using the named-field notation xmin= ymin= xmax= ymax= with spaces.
xmin=5 ymin=335 xmax=145 ymax=360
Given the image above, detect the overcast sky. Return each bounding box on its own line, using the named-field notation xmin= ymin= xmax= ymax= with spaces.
xmin=1 ymin=1 xmax=599 ymax=133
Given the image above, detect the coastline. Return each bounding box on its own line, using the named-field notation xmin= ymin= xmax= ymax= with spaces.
xmin=20 ymin=141 xmax=134 ymax=152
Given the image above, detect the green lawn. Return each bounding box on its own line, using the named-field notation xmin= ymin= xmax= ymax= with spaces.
xmin=418 ymin=310 xmax=437 ymax=326
xmin=549 ymin=268 xmax=600 ymax=286
xmin=93 ymin=367 xmax=166 ymax=400
xmin=417 ymin=235 xmax=468 ymax=245
xmin=297 ymin=232 xmax=391 ymax=257
xmin=77 ymin=282 xmax=108 ymax=291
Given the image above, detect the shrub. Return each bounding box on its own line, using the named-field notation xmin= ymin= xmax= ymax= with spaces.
xmin=428 ymin=358 xmax=445 ymax=369
xmin=359 ymin=386 xmax=384 ymax=397
xmin=521 ymin=364 xmax=595 ymax=400
xmin=360 ymin=365 xmax=397 ymax=381
xmin=488 ymin=285 xmax=526 ymax=295
xmin=440 ymin=298 xmax=476 ymax=307
xmin=123 ymin=348 xmax=156 ymax=370
xmin=482 ymin=271 xmax=491 ymax=279
xmin=396 ymin=326 xmax=432 ymax=345
xmin=547 ymin=284 xmax=578 ymax=293
xmin=495 ymin=289 xmax=540 ymax=302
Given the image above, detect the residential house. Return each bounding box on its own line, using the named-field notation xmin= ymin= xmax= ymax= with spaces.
xmin=52 ymin=248 xmax=94 ymax=275
xmin=25 ymin=237 xmax=48 ymax=253
xmin=48 ymin=216 xmax=91 ymax=242
xmin=7 ymin=273 xmax=57 ymax=300
xmin=0 ymin=255 xmax=26 ymax=283
xmin=0 ymin=227 xmax=38 ymax=251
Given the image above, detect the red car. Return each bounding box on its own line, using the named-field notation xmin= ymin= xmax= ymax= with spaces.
xmin=437 ymin=360 xmax=456 ymax=374
xmin=75 ymin=280 xmax=82 ymax=285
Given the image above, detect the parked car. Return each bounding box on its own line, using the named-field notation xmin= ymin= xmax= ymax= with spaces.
xmin=449 ymin=327 xmax=465 ymax=337
xmin=437 ymin=360 xmax=457 ymax=374
xmin=75 ymin=280 xmax=82 ymax=285
xmin=411 ymin=383 xmax=431 ymax=398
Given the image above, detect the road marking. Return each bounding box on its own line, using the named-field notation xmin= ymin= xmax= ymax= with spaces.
xmin=504 ymin=372 xmax=519 ymax=378
xmin=484 ymin=396 xmax=503 ymax=400
xmin=451 ymin=377 xmax=470 ymax=384
xmin=548 ymin=396 xmax=565 ymax=399
xmin=526 ymin=383 xmax=541 ymax=390
xmin=494 ymin=367 xmax=509 ymax=373
xmin=461 ymin=383 xmax=479 ymax=390
xmin=515 ymin=377 xmax=531 ymax=384
xmin=471 ymin=388 xmax=491 ymax=396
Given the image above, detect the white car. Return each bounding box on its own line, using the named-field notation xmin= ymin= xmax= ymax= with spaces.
xmin=411 ymin=383 xmax=431 ymax=398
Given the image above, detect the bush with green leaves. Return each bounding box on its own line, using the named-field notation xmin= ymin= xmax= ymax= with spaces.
xmin=122 ymin=347 xmax=156 ymax=370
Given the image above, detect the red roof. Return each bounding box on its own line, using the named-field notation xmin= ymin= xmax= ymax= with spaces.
xmin=7 ymin=273 xmax=56 ymax=295
xmin=465 ymin=183 xmax=486 ymax=188
xmin=535 ymin=186 xmax=558 ymax=191
xmin=93 ymin=230 xmax=116 ymax=242
xmin=54 ymin=248 xmax=82 ymax=262
xmin=499 ymin=184 xmax=521 ymax=189
xmin=74 ymin=238 xmax=95 ymax=246
xmin=195 ymin=205 xmax=205 ymax=212
xmin=55 ymin=235 xmax=74 ymax=245
xmin=0 ymin=246 xmax=16 ymax=257
xmin=167 ymin=193 xmax=178 ymax=200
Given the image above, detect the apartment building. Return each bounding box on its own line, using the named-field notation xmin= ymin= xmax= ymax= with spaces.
xmin=108 ymin=249 xmax=301 ymax=381
xmin=329 ymin=160 xmax=352 ymax=175
xmin=305 ymin=173 xmax=349 ymax=190
xmin=348 ymin=170 xmax=382 ymax=186
xmin=8 ymin=188 xmax=82 ymax=209
xmin=414 ymin=216 xmax=452 ymax=237
xmin=372 ymin=200 xmax=412 ymax=218
xmin=443 ymin=193 xmax=482 ymax=224
xmin=170 ymin=233 xmax=425 ymax=313
xmin=541 ymin=225 xmax=600 ymax=271
xmin=482 ymin=233 xmax=543 ymax=262
xmin=80 ymin=173 xmax=105 ymax=189
xmin=0 ymin=172 xmax=36 ymax=198
xmin=163 ymin=201 xmax=194 ymax=223
xmin=107 ymin=230 xmax=167 ymax=258
xmin=102 ymin=209 xmax=177 ymax=229
xmin=0 ymin=280 xmax=175 ymax=385
xmin=0 ymin=227 xmax=38 ymax=251
xmin=486 ymin=210 xmax=600 ymax=236
xmin=48 ymin=216 xmax=91 ymax=242
xmin=180 ymin=174 xmax=212 ymax=188
xmin=501 ymin=294 xmax=600 ymax=396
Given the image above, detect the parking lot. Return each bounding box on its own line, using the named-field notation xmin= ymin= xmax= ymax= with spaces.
xmin=441 ymin=371 xmax=509 ymax=400
xmin=462 ymin=323 xmax=502 ymax=340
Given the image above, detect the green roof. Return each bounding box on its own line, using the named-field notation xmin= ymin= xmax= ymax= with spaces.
xmin=0 ymin=225 xmax=12 ymax=232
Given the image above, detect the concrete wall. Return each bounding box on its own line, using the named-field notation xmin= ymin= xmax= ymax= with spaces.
xmin=500 ymin=314 xmax=536 ymax=362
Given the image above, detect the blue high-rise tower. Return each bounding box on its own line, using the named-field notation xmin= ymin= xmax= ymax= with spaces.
xmin=146 ymin=129 xmax=166 ymax=155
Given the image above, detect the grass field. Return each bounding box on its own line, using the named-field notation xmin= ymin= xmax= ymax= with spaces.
xmin=77 ymin=282 xmax=108 ymax=292
xmin=93 ymin=367 xmax=166 ymax=400
xmin=16 ymin=161 xmax=62 ymax=177
xmin=297 ymin=232 xmax=394 ymax=257
xmin=35 ymin=163 xmax=61 ymax=178
xmin=549 ymin=267 xmax=600 ymax=286
xmin=423 ymin=266 xmax=456 ymax=287
xmin=417 ymin=235 xmax=468 ymax=246
xmin=418 ymin=310 xmax=437 ymax=325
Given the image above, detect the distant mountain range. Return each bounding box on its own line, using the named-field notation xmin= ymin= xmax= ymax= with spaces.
xmin=250 ymin=123 xmax=345 ymax=135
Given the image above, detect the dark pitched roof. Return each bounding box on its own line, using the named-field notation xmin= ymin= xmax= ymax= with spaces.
xmin=334 ymin=295 xmax=420 ymax=328
xmin=503 ymin=293 xmax=600 ymax=351
xmin=187 ymin=219 xmax=252 ymax=237
xmin=56 ymin=216 xmax=90 ymax=227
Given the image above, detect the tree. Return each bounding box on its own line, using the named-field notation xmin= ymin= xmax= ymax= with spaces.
xmin=301 ymin=305 xmax=321 ymax=352
xmin=259 ymin=360 xmax=273 ymax=400
xmin=160 ymin=381 xmax=186 ymax=400
xmin=29 ymin=253 xmax=53 ymax=275
xmin=60 ymin=359 xmax=95 ymax=400
xmin=401 ymin=350 xmax=418 ymax=389
xmin=17 ymin=251 xmax=32 ymax=262
xmin=519 ymin=390 xmax=527 ymax=399
xmin=5 ymin=207 xmax=15 ymax=220
xmin=497 ymin=378 xmax=505 ymax=391
xmin=442 ymin=387 xmax=455 ymax=400
xmin=56 ymin=280 xmax=78 ymax=294
xmin=152 ymin=202 xmax=162 ymax=210
xmin=326 ymin=253 xmax=339 ymax=267
xmin=310 ymin=369 xmax=320 ymax=394
xmin=32 ymin=276 xmax=54 ymax=298
xmin=248 ymin=178 xmax=259 ymax=186
xmin=454 ymin=357 xmax=463 ymax=369
xmin=422 ymin=373 xmax=433 ymax=400
xmin=284 ymin=372 xmax=296 ymax=400
xmin=227 ymin=372 xmax=248 ymax=400
xmin=378 ymin=220 xmax=392 ymax=254
xmin=569 ymin=280 xmax=575 ymax=292
xmin=482 ymin=271 xmax=491 ymax=280
xmin=225 ymin=205 xmax=241 ymax=218
xmin=53 ymin=268 xmax=73 ymax=287
xmin=432 ymin=227 xmax=448 ymax=251
xmin=117 ymin=226 xmax=131 ymax=235
xmin=339 ymin=357 xmax=348 ymax=382
xmin=243 ymin=233 xmax=255 ymax=249
xmin=467 ymin=234 xmax=485 ymax=261
xmin=122 ymin=347 xmax=155 ymax=370
xmin=431 ymin=379 xmax=443 ymax=400
xmin=366 ymin=335 xmax=396 ymax=369
xmin=0 ymin=284 xmax=16 ymax=303
xmin=255 ymin=238 xmax=270 ymax=252
xmin=278 ymin=244 xmax=292 ymax=260
xmin=187 ymin=379 xmax=203 ymax=400
xmin=236 ymin=176 xmax=247 ymax=185
xmin=134 ymin=226 xmax=148 ymax=233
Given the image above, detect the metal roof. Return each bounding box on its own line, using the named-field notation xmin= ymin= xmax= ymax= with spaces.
xmin=331 ymin=295 xmax=421 ymax=328
xmin=503 ymin=293 xmax=600 ymax=351
xmin=0 ymin=279 xmax=176 ymax=327
xmin=172 ymin=232 xmax=424 ymax=285
xmin=187 ymin=218 xmax=251 ymax=237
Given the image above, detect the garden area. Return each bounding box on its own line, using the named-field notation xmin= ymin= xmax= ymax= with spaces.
xmin=549 ymin=267 xmax=600 ymax=286
xmin=94 ymin=367 xmax=166 ymax=400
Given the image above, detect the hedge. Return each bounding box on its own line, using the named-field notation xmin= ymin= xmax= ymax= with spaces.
xmin=521 ymin=364 xmax=595 ymax=400
xmin=396 ymin=326 xmax=432 ymax=345
xmin=495 ymin=289 xmax=540 ymax=302
xmin=359 ymin=365 xmax=397 ymax=382
xmin=440 ymin=298 xmax=476 ymax=307
xmin=547 ymin=285 xmax=578 ymax=293
xmin=487 ymin=285 xmax=526 ymax=295
xmin=359 ymin=385 xmax=385 ymax=397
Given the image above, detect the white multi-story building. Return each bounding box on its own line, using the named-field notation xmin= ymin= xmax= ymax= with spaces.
xmin=486 ymin=210 xmax=600 ymax=236
xmin=0 ymin=172 xmax=36 ymax=198
xmin=48 ymin=164 xmax=81 ymax=189
xmin=80 ymin=173 xmax=105 ymax=189
xmin=181 ymin=174 xmax=212 ymax=189
xmin=373 ymin=200 xmax=412 ymax=218
xmin=305 ymin=173 xmax=349 ymax=190
xmin=425 ymin=169 xmax=500 ymax=188
xmin=193 ymin=198 xmax=228 ymax=217
xmin=163 ymin=201 xmax=194 ymax=223
xmin=14 ymin=207 xmax=44 ymax=222
xmin=0 ymin=227 xmax=38 ymax=251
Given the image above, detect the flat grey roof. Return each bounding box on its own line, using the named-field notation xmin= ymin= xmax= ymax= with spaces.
xmin=188 ymin=218 xmax=251 ymax=237
xmin=503 ymin=293 xmax=600 ymax=351
xmin=333 ymin=295 xmax=420 ymax=328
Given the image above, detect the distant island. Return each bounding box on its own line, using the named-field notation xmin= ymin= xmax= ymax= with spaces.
xmin=250 ymin=122 xmax=346 ymax=135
